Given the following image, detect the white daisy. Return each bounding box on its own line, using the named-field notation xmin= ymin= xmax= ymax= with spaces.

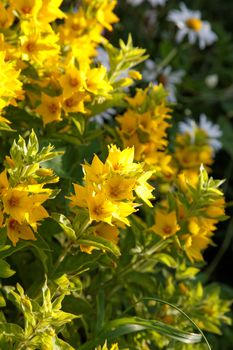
xmin=178 ymin=114 xmax=222 ymax=151
xmin=127 ymin=0 xmax=167 ymax=7
xmin=96 ymin=47 xmax=110 ymax=71
xmin=90 ymin=108 xmax=116 ymax=126
xmin=199 ymin=114 xmax=222 ymax=150
xmin=168 ymin=3 xmax=217 ymax=49
xmin=143 ymin=60 xmax=184 ymax=102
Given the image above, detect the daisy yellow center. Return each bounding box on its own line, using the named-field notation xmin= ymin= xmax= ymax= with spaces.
xmin=186 ymin=17 xmax=202 ymax=32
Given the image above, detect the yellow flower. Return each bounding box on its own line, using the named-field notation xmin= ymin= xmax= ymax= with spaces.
xmin=10 ymin=0 xmax=42 ymax=18
xmin=105 ymin=175 xmax=135 ymax=201
xmin=0 ymin=52 xmax=23 ymax=110
xmin=183 ymin=233 xmax=211 ymax=262
xmin=125 ymin=88 xmax=147 ymax=108
xmin=181 ymin=217 xmax=214 ymax=262
xmin=6 ymin=218 xmax=36 ymax=246
xmin=59 ymin=65 xmax=87 ymax=99
xmin=83 ymin=154 xmax=108 ymax=184
xmin=112 ymin=201 xmax=136 ymax=226
xmin=205 ymin=199 xmax=225 ymax=218
xmin=2 ymin=187 xmax=50 ymax=230
xmin=94 ymin=223 xmax=119 ymax=245
xmin=95 ymin=0 xmax=118 ymax=31
xmin=85 ymin=66 xmax=112 ymax=96
xmin=0 ymin=3 xmax=15 ymax=29
xmin=62 ymin=92 xmax=89 ymax=115
xmin=20 ymin=22 xmax=60 ymax=65
xmin=177 ymin=171 xmax=199 ymax=193
xmin=87 ymin=192 xmax=116 ymax=225
xmin=36 ymin=93 xmax=62 ymax=125
xmin=3 ymin=188 xmax=32 ymax=223
xmin=128 ymin=70 xmax=142 ymax=80
xmin=38 ymin=0 xmax=66 ymax=23
xmin=0 ymin=170 xmax=9 ymax=197
xmin=135 ymin=171 xmax=154 ymax=207
xmin=68 ymin=184 xmax=88 ymax=208
xmin=106 ymin=145 xmax=140 ymax=174
xmin=27 ymin=194 xmax=49 ymax=230
xmin=152 ymin=210 xmax=180 ymax=238
xmin=116 ymin=110 xmax=138 ymax=137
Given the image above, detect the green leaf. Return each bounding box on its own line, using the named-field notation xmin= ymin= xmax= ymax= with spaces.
xmin=153 ymin=253 xmax=177 ymax=268
xmin=78 ymin=316 xmax=202 ymax=350
xmin=0 ymin=259 xmax=15 ymax=278
xmin=52 ymin=213 xmax=76 ymax=240
xmin=29 ymin=235 xmax=53 ymax=273
xmin=77 ymin=235 xmax=120 ymax=257
xmin=78 ymin=296 xmax=211 ymax=350
xmin=0 ymin=323 xmax=24 ymax=340
xmin=0 ymin=293 xmax=6 ymax=307
xmin=0 ymin=121 xmax=15 ymax=132
xmin=52 ymin=336 xmax=75 ymax=350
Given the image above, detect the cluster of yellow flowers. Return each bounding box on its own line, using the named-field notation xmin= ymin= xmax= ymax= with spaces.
xmin=174 ymin=128 xmax=213 ymax=174
xmin=0 ymin=132 xmax=59 ymax=246
xmin=117 ymin=84 xmax=173 ymax=178
xmin=0 ymin=52 xmax=23 ymax=125
xmin=0 ymin=0 xmax=138 ymax=127
xmin=68 ymin=144 xmax=154 ymax=252
xmin=151 ymin=167 xmax=226 ymax=262
xmin=0 ymin=173 xmax=50 ymax=246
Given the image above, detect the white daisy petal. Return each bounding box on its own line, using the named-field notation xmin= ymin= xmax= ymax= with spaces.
xmin=179 ymin=114 xmax=222 ymax=152
xmin=168 ymin=3 xmax=217 ymax=49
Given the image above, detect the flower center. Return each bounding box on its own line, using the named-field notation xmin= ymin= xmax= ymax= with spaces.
xmin=163 ymin=225 xmax=172 ymax=235
xmin=69 ymin=77 xmax=79 ymax=87
xmin=186 ymin=17 xmax=202 ymax=32
xmin=158 ymin=73 xmax=168 ymax=86
xmin=9 ymin=218 xmax=19 ymax=230
xmin=93 ymin=205 xmax=103 ymax=216
xmin=65 ymin=97 xmax=74 ymax=107
xmin=48 ymin=103 xmax=58 ymax=114
xmin=8 ymin=195 xmax=20 ymax=207
xmin=26 ymin=42 xmax=36 ymax=53
xmin=21 ymin=6 xmax=32 ymax=15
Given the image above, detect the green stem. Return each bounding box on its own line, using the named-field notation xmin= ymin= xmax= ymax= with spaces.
xmin=103 ymin=238 xmax=169 ymax=290
xmin=157 ymin=47 xmax=178 ymax=71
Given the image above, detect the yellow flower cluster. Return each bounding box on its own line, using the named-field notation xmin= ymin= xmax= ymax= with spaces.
xmin=117 ymin=84 xmax=173 ymax=178
xmin=0 ymin=51 xmax=23 ymax=124
xmin=151 ymin=167 xmax=226 ymax=262
xmin=0 ymin=0 xmax=123 ymax=126
xmin=0 ymin=170 xmax=52 ymax=246
xmin=59 ymin=0 xmax=118 ymax=61
xmin=174 ymin=130 xmax=213 ymax=174
xmin=68 ymin=145 xmax=154 ymax=250
xmin=0 ymin=130 xmax=59 ymax=246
